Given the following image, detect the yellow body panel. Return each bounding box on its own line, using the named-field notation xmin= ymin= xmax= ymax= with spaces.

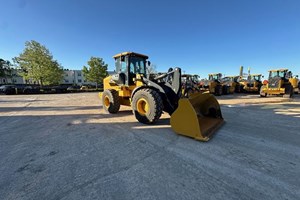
xmin=101 ymin=75 xmax=145 ymax=107
xmin=289 ymin=78 xmax=298 ymax=88
xmin=170 ymin=93 xmax=224 ymax=141
xmin=261 ymin=87 xmax=285 ymax=95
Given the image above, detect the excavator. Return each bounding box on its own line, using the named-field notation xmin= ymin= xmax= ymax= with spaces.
xmin=99 ymin=52 xmax=224 ymax=141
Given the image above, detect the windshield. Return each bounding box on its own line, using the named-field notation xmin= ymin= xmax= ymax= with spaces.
xmin=209 ymin=74 xmax=220 ymax=81
xmin=252 ymin=75 xmax=261 ymax=81
xmin=129 ymin=56 xmax=146 ymax=76
xmin=191 ymin=75 xmax=200 ymax=82
xmin=269 ymin=71 xmax=285 ymax=78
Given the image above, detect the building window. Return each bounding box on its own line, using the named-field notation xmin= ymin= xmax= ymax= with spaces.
xmin=65 ymin=80 xmax=69 ymax=83
xmin=78 ymin=79 xmax=82 ymax=83
xmin=78 ymin=72 xmax=81 ymax=76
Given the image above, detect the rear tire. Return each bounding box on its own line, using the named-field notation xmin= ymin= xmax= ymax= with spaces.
xmin=102 ymin=89 xmax=120 ymax=113
xmin=132 ymin=88 xmax=163 ymax=124
xmin=284 ymin=84 xmax=293 ymax=98
xmin=215 ymin=85 xmax=222 ymax=96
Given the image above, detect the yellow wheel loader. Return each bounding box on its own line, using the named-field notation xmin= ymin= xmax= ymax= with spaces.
xmin=243 ymin=74 xmax=263 ymax=93
xmin=199 ymin=73 xmax=223 ymax=96
xmin=99 ymin=52 xmax=224 ymax=141
xmin=181 ymin=74 xmax=201 ymax=97
xmin=220 ymin=76 xmax=242 ymax=94
xmin=260 ymin=69 xmax=293 ymax=98
xmin=289 ymin=75 xmax=299 ymax=94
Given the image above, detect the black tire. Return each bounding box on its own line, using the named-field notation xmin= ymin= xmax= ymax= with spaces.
xmin=284 ymin=84 xmax=293 ymax=98
xmin=222 ymin=85 xmax=230 ymax=95
xmin=260 ymin=86 xmax=267 ymax=97
xmin=184 ymin=88 xmax=194 ymax=98
xmin=131 ymin=88 xmax=163 ymax=124
xmin=215 ymin=85 xmax=222 ymax=96
xmin=235 ymin=85 xmax=241 ymax=93
xmin=102 ymin=89 xmax=120 ymax=113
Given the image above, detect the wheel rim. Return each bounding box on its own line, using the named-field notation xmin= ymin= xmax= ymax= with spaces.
xmin=104 ymin=96 xmax=110 ymax=108
xmin=136 ymin=98 xmax=148 ymax=115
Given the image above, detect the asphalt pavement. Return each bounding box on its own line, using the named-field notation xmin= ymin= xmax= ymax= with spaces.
xmin=0 ymin=93 xmax=299 ymax=200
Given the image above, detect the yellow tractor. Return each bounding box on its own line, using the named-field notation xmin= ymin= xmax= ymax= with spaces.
xmin=100 ymin=52 xmax=224 ymax=141
xmin=260 ymin=69 xmax=294 ymax=98
xmin=199 ymin=73 xmax=223 ymax=95
xmin=289 ymin=74 xmax=299 ymax=94
xmin=220 ymin=76 xmax=242 ymax=94
xmin=243 ymin=74 xmax=263 ymax=93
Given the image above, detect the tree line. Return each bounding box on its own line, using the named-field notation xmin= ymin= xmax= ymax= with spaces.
xmin=1 ymin=40 xmax=108 ymax=87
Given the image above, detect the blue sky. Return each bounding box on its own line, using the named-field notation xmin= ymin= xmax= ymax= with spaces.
xmin=1 ymin=0 xmax=300 ymax=78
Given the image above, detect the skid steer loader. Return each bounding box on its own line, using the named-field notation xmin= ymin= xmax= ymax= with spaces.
xmin=260 ymin=69 xmax=293 ymax=98
xmin=99 ymin=52 xmax=224 ymax=141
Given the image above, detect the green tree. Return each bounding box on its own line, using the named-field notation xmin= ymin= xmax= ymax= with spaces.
xmin=13 ymin=40 xmax=64 ymax=86
xmin=82 ymin=57 xmax=108 ymax=89
xmin=0 ymin=58 xmax=13 ymax=84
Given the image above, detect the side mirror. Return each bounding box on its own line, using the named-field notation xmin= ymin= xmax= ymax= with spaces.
xmin=296 ymin=75 xmax=299 ymax=78
xmin=262 ymin=75 xmax=264 ymax=78
xmin=147 ymin=61 xmax=151 ymax=66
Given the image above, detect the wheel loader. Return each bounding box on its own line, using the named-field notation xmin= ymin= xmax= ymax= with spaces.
xmin=199 ymin=73 xmax=223 ymax=96
xmin=181 ymin=74 xmax=201 ymax=97
xmin=242 ymin=74 xmax=263 ymax=93
xmin=221 ymin=76 xmax=242 ymax=94
xmin=260 ymin=69 xmax=293 ymax=98
xmin=99 ymin=52 xmax=224 ymax=141
xmin=288 ymin=74 xmax=299 ymax=94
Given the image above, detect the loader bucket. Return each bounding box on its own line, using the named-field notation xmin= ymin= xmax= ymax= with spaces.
xmin=170 ymin=93 xmax=224 ymax=141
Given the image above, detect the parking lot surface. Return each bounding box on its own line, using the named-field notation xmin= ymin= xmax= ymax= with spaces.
xmin=0 ymin=93 xmax=299 ymax=200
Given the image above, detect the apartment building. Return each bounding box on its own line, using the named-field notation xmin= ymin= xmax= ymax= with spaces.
xmin=62 ymin=70 xmax=95 ymax=86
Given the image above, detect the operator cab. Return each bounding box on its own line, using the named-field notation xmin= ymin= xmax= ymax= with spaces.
xmin=208 ymin=73 xmax=222 ymax=82
xmin=113 ymin=52 xmax=149 ymax=86
xmin=268 ymin=69 xmax=290 ymax=80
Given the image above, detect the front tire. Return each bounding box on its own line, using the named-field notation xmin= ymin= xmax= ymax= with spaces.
xmin=215 ymin=85 xmax=222 ymax=96
xmin=102 ymin=89 xmax=120 ymax=113
xmin=260 ymin=86 xmax=267 ymax=97
xmin=132 ymin=88 xmax=163 ymax=124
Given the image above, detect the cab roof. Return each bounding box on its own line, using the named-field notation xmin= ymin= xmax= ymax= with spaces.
xmin=224 ymin=75 xmax=239 ymax=78
xmin=268 ymin=69 xmax=288 ymax=72
xmin=250 ymin=74 xmax=262 ymax=76
xmin=113 ymin=52 xmax=149 ymax=59
xmin=208 ymin=73 xmax=222 ymax=76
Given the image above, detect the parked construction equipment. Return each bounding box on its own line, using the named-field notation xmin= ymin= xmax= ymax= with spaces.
xmin=199 ymin=73 xmax=223 ymax=96
xmin=220 ymin=76 xmax=242 ymax=94
xmin=288 ymin=74 xmax=299 ymax=94
xmin=242 ymin=74 xmax=263 ymax=93
xmin=260 ymin=69 xmax=293 ymax=98
xmin=99 ymin=52 xmax=224 ymax=141
xmin=181 ymin=74 xmax=200 ymax=97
